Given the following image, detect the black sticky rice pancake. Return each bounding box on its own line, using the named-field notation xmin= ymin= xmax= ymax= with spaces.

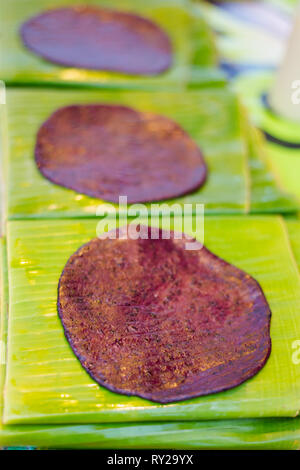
xmin=35 ymin=104 xmax=207 ymax=204
xmin=20 ymin=6 xmax=173 ymax=75
xmin=58 ymin=226 xmax=271 ymax=404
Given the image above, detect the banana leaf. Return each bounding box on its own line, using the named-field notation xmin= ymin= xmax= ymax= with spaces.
xmin=285 ymin=220 xmax=300 ymax=268
xmin=266 ymin=143 xmax=300 ymax=202
xmin=0 ymin=0 xmax=223 ymax=90
xmin=261 ymin=0 xmax=297 ymax=14
xmin=4 ymin=87 xmax=249 ymax=219
xmin=0 ymin=238 xmax=7 ymax=414
xmin=4 ymin=215 xmax=300 ymax=425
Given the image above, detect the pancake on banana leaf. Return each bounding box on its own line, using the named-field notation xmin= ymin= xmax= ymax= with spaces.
xmin=35 ymin=104 xmax=207 ymax=203
xmin=20 ymin=6 xmax=173 ymax=76
xmin=58 ymin=225 xmax=271 ymax=404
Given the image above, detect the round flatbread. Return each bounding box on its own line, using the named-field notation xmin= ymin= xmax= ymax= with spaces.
xmin=58 ymin=226 xmax=271 ymax=404
xmin=35 ymin=104 xmax=207 ymax=203
xmin=20 ymin=6 xmax=173 ymax=75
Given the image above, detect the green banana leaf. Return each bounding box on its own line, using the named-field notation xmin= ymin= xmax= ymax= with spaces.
xmin=2 ymin=220 xmax=300 ymax=448
xmin=0 ymin=238 xmax=7 ymax=415
xmin=234 ymin=71 xmax=300 ymax=203
xmin=4 ymin=215 xmax=300 ymax=425
xmin=0 ymin=0 xmax=223 ymax=90
xmin=245 ymin=120 xmax=298 ymax=214
xmin=1 ymin=418 xmax=300 ymax=450
xmin=4 ymin=87 xmax=249 ymax=219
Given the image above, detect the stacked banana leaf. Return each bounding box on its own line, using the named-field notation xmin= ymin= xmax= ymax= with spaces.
xmin=0 ymin=0 xmax=223 ymax=89
xmin=2 ymin=217 xmax=300 ymax=449
xmin=196 ymin=0 xmax=300 ymax=206
xmin=1 ymin=0 xmax=300 ymax=450
xmin=2 ymin=87 xmax=298 ymax=218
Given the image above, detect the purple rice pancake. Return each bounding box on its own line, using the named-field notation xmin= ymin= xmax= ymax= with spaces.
xmin=57 ymin=226 xmax=271 ymax=404
xmin=20 ymin=6 xmax=173 ymax=75
xmin=35 ymin=104 xmax=207 ymax=203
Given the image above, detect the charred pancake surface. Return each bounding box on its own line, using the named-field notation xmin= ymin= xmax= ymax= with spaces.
xmin=35 ymin=104 xmax=207 ymax=203
xmin=58 ymin=226 xmax=271 ymax=403
xmin=20 ymin=6 xmax=173 ymax=75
